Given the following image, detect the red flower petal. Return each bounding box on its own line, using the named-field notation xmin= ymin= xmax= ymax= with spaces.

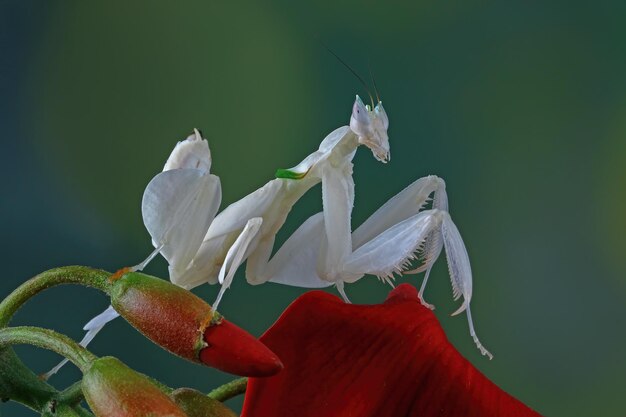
xmin=242 ymin=284 xmax=542 ymax=417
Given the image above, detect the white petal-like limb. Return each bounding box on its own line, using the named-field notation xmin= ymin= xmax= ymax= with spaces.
xmin=43 ymin=305 xmax=120 ymax=379
xmin=174 ymin=178 xmax=310 ymax=289
xmin=82 ymin=305 xmax=120 ymax=331
xmin=204 ymin=180 xmax=283 ymax=240
xmin=265 ymin=212 xmax=333 ymax=288
xmin=77 ymin=305 xmax=120 ymax=351
xmin=212 ymin=217 xmax=263 ymax=311
xmin=169 ymin=237 xmax=227 ymax=288
xmin=142 ymin=169 xmax=221 ymax=271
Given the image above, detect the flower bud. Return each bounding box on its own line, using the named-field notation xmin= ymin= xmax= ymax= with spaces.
xmin=170 ymin=388 xmax=237 ymax=417
xmin=110 ymin=271 xmax=282 ymax=376
xmin=82 ymin=357 xmax=186 ymax=417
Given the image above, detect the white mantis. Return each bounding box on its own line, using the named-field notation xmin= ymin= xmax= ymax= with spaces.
xmin=46 ymin=94 xmax=491 ymax=378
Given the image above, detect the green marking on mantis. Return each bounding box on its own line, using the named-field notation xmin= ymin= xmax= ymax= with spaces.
xmin=275 ymin=168 xmax=306 ymax=180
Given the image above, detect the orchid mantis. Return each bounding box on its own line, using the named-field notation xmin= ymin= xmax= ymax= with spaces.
xmin=47 ymin=95 xmax=491 ymax=379
xmin=143 ymin=95 xmax=491 ymax=358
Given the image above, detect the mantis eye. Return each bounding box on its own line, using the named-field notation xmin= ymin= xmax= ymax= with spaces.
xmin=375 ymin=102 xmax=389 ymax=130
xmin=351 ymin=95 xmax=371 ymax=130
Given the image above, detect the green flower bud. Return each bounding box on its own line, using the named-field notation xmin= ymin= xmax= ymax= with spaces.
xmin=82 ymin=357 xmax=186 ymax=417
xmin=171 ymin=388 xmax=237 ymax=417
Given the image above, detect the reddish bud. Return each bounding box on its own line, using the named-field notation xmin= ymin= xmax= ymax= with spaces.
xmin=82 ymin=357 xmax=186 ymax=417
xmin=110 ymin=272 xmax=282 ymax=376
xmin=171 ymin=388 xmax=238 ymax=417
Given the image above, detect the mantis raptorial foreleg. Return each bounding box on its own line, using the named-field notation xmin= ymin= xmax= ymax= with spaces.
xmin=351 ymin=174 xmax=448 ymax=308
xmin=260 ymin=174 xmax=445 ymax=292
xmin=253 ymin=164 xmax=492 ymax=359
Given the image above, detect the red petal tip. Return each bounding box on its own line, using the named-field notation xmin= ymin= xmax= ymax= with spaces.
xmin=200 ymin=319 xmax=283 ymax=377
xmin=385 ymin=283 xmax=419 ymax=304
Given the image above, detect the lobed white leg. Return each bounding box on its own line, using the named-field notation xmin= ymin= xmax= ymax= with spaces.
xmin=246 ymin=212 xmax=333 ymax=289
xmin=131 ymin=243 xmax=164 ymax=272
xmin=142 ymin=169 xmax=221 ymax=272
xmin=212 ymin=218 xmax=263 ymax=312
xmin=43 ymin=305 xmax=120 ymax=379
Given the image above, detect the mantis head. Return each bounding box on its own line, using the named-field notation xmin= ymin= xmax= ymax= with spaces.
xmin=350 ymin=95 xmax=390 ymax=163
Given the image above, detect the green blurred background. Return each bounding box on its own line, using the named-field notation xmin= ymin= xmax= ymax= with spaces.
xmin=1 ymin=1 xmax=625 ymax=416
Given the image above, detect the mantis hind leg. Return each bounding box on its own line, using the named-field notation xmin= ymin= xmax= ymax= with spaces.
xmin=131 ymin=243 xmax=165 ymax=272
xmin=43 ymin=305 xmax=120 ymax=379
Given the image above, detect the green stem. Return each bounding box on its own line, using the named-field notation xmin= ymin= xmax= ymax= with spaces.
xmin=0 ymin=327 xmax=96 ymax=373
xmin=0 ymin=266 xmax=112 ymax=328
xmin=0 ymin=267 xmax=110 ymax=409
xmin=0 ymin=267 xmax=109 ymax=414
xmin=208 ymin=377 xmax=247 ymax=402
xmin=0 ymin=348 xmax=57 ymax=411
xmin=71 ymin=405 xmax=95 ymax=417
xmin=51 ymin=382 xmax=95 ymax=416
xmin=43 ymin=383 xmax=94 ymax=417
xmin=41 ymin=402 xmax=93 ymax=417
xmin=58 ymin=380 xmax=84 ymax=405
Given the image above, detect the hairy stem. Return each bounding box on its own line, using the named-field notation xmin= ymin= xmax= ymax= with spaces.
xmin=208 ymin=377 xmax=248 ymax=402
xmin=0 ymin=267 xmax=108 ymax=414
xmin=0 ymin=348 xmax=57 ymax=411
xmin=71 ymin=405 xmax=95 ymax=417
xmin=41 ymin=402 xmax=94 ymax=417
xmin=0 ymin=266 xmax=112 ymax=328
xmin=58 ymin=380 xmax=84 ymax=406
xmin=0 ymin=327 xmax=96 ymax=373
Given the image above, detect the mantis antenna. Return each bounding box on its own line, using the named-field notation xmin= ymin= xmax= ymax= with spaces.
xmin=368 ymin=62 xmax=381 ymax=103
xmin=321 ymin=42 xmax=376 ymax=108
